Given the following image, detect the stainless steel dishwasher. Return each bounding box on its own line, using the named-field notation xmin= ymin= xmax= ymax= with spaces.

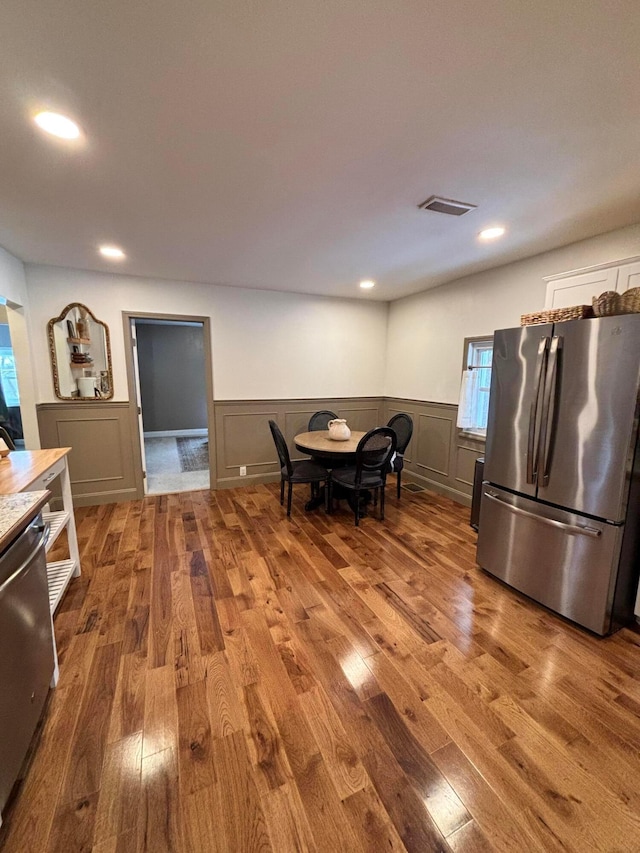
xmin=0 ymin=514 xmax=54 ymax=819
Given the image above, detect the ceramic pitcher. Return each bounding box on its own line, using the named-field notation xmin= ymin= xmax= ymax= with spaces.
xmin=328 ymin=418 xmax=351 ymax=441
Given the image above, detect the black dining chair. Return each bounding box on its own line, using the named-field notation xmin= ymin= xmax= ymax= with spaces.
xmin=329 ymin=427 xmax=397 ymax=526
xmin=0 ymin=426 xmax=16 ymax=450
xmin=269 ymin=420 xmax=329 ymax=517
xmin=387 ymin=413 xmax=414 ymax=498
xmin=308 ymin=410 xmax=338 ymax=431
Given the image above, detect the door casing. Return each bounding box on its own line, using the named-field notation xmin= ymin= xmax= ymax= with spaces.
xmin=122 ymin=311 xmax=215 ymax=498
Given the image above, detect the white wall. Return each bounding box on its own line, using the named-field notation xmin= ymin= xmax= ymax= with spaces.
xmin=385 ymin=223 xmax=640 ymax=404
xmin=25 ymin=265 xmax=389 ymax=403
xmin=0 ymin=244 xmax=29 ymax=305
xmin=0 ymin=245 xmax=40 ymax=447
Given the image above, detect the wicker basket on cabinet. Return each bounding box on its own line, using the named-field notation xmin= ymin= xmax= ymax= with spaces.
xmin=592 ymin=291 xmax=621 ymax=317
xmin=620 ymin=287 xmax=640 ymax=314
xmin=520 ymin=304 xmax=593 ymax=326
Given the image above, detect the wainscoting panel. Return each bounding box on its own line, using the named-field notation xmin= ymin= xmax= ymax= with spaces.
xmin=336 ymin=406 xmax=382 ymax=433
xmin=386 ymin=403 xmax=415 ymax=466
xmin=221 ymin=411 xmax=278 ymax=469
xmin=383 ymin=398 xmax=485 ymax=506
xmin=56 ymin=416 xmax=124 ymax=483
xmin=37 ymin=402 xmax=140 ymax=507
xmin=415 ymin=413 xmax=452 ymax=478
xmin=213 ymin=397 xmax=384 ymax=489
xmin=456 ymin=441 xmax=485 ymax=488
xmin=284 ymin=409 xmax=319 ymax=460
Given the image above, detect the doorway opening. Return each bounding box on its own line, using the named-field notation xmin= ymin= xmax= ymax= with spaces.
xmin=0 ymin=299 xmax=24 ymax=448
xmin=130 ymin=317 xmax=211 ymax=495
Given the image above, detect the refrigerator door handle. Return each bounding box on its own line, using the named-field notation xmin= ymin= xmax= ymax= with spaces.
xmin=483 ymin=490 xmax=602 ymax=538
xmin=526 ymin=336 xmax=549 ymax=484
xmin=538 ymin=335 xmax=563 ymax=487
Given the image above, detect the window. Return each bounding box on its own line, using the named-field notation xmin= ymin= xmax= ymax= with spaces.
xmin=0 ymin=348 xmax=20 ymax=407
xmin=457 ymin=337 xmax=493 ymax=435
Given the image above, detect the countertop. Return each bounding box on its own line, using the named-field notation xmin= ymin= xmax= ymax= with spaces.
xmin=0 ymin=490 xmax=51 ymax=553
xmin=0 ymin=448 xmax=71 ymax=494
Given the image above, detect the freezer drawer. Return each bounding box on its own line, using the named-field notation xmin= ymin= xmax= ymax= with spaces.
xmin=476 ymin=486 xmax=623 ymax=634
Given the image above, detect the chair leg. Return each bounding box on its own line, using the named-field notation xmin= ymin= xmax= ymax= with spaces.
xmin=354 ymin=488 xmax=360 ymax=526
xmin=380 ymin=482 xmax=386 ymax=520
xmin=287 ymin=482 xmax=293 ymax=516
xmin=280 ymin=478 xmax=285 ymax=505
xmin=397 ymin=470 xmax=401 ymax=499
xmin=325 ymin=479 xmax=330 ymax=513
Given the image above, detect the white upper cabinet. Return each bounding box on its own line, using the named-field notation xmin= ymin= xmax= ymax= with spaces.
xmin=544 ymin=258 xmax=640 ymax=309
xmin=545 ymin=268 xmax=618 ymax=309
xmin=616 ymin=260 xmax=640 ymax=293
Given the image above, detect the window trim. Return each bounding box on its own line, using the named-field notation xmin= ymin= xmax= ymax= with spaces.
xmin=459 ymin=335 xmax=494 ymax=441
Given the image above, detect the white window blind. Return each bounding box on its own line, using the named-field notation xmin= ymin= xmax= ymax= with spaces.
xmin=0 ymin=348 xmax=20 ymax=407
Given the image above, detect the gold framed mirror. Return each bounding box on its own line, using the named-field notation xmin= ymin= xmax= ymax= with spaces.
xmin=47 ymin=303 xmax=114 ymax=400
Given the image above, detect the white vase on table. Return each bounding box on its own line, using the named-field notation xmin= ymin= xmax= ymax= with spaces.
xmin=327 ymin=419 xmax=351 ymax=441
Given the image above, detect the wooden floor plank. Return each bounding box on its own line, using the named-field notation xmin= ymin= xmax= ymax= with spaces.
xmin=365 ymin=691 xmax=472 ymax=839
xmin=298 ymin=684 xmax=369 ymax=800
xmin=210 ymin=731 xmax=272 ymax=852
xmin=1 ymin=482 xmax=639 ymax=853
xmin=138 ymin=747 xmax=182 ymax=853
xmin=93 ymin=732 xmax=142 ymax=845
xmin=176 ymin=680 xmax=217 ymax=795
xmin=261 ymin=783 xmax=318 ymax=853
xmin=60 ymin=641 xmax=122 ymax=805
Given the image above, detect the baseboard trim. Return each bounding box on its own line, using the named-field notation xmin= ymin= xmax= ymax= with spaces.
xmin=214 ymin=472 xmax=277 ymax=490
xmin=50 ymin=487 xmax=141 ymax=509
xmin=406 ymin=472 xmax=472 ymax=507
xmin=215 ymin=470 xmax=471 ymax=507
xmin=144 ymin=429 xmax=208 ymax=439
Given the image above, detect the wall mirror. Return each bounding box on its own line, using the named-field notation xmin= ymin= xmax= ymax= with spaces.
xmin=47 ymin=303 xmax=114 ymax=400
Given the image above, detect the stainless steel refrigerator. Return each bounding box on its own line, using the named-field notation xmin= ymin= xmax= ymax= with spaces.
xmin=477 ymin=313 xmax=640 ymax=635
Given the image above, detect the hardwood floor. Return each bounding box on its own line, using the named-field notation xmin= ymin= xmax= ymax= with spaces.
xmin=2 ymin=484 xmax=640 ymax=852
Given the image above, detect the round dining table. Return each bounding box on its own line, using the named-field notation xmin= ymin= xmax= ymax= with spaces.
xmin=294 ymin=430 xmax=366 ymax=462
xmin=294 ymin=430 xmax=368 ymax=512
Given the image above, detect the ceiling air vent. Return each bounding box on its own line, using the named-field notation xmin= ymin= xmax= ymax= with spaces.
xmin=418 ymin=196 xmax=477 ymax=216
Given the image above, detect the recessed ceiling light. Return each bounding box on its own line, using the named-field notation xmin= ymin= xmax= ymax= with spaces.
xmin=360 ymin=280 xmax=375 ymax=289
xmin=99 ymin=245 xmax=126 ymax=260
xmin=34 ymin=111 xmax=81 ymax=140
xmin=478 ymin=226 xmax=506 ymax=241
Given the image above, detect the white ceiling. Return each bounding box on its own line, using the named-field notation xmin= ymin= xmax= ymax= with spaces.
xmin=1 ymin=0 xmax=640 ymax=301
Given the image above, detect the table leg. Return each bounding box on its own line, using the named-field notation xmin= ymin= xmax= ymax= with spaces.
xmin=304 ymin=483 xmax=326 ymax=512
